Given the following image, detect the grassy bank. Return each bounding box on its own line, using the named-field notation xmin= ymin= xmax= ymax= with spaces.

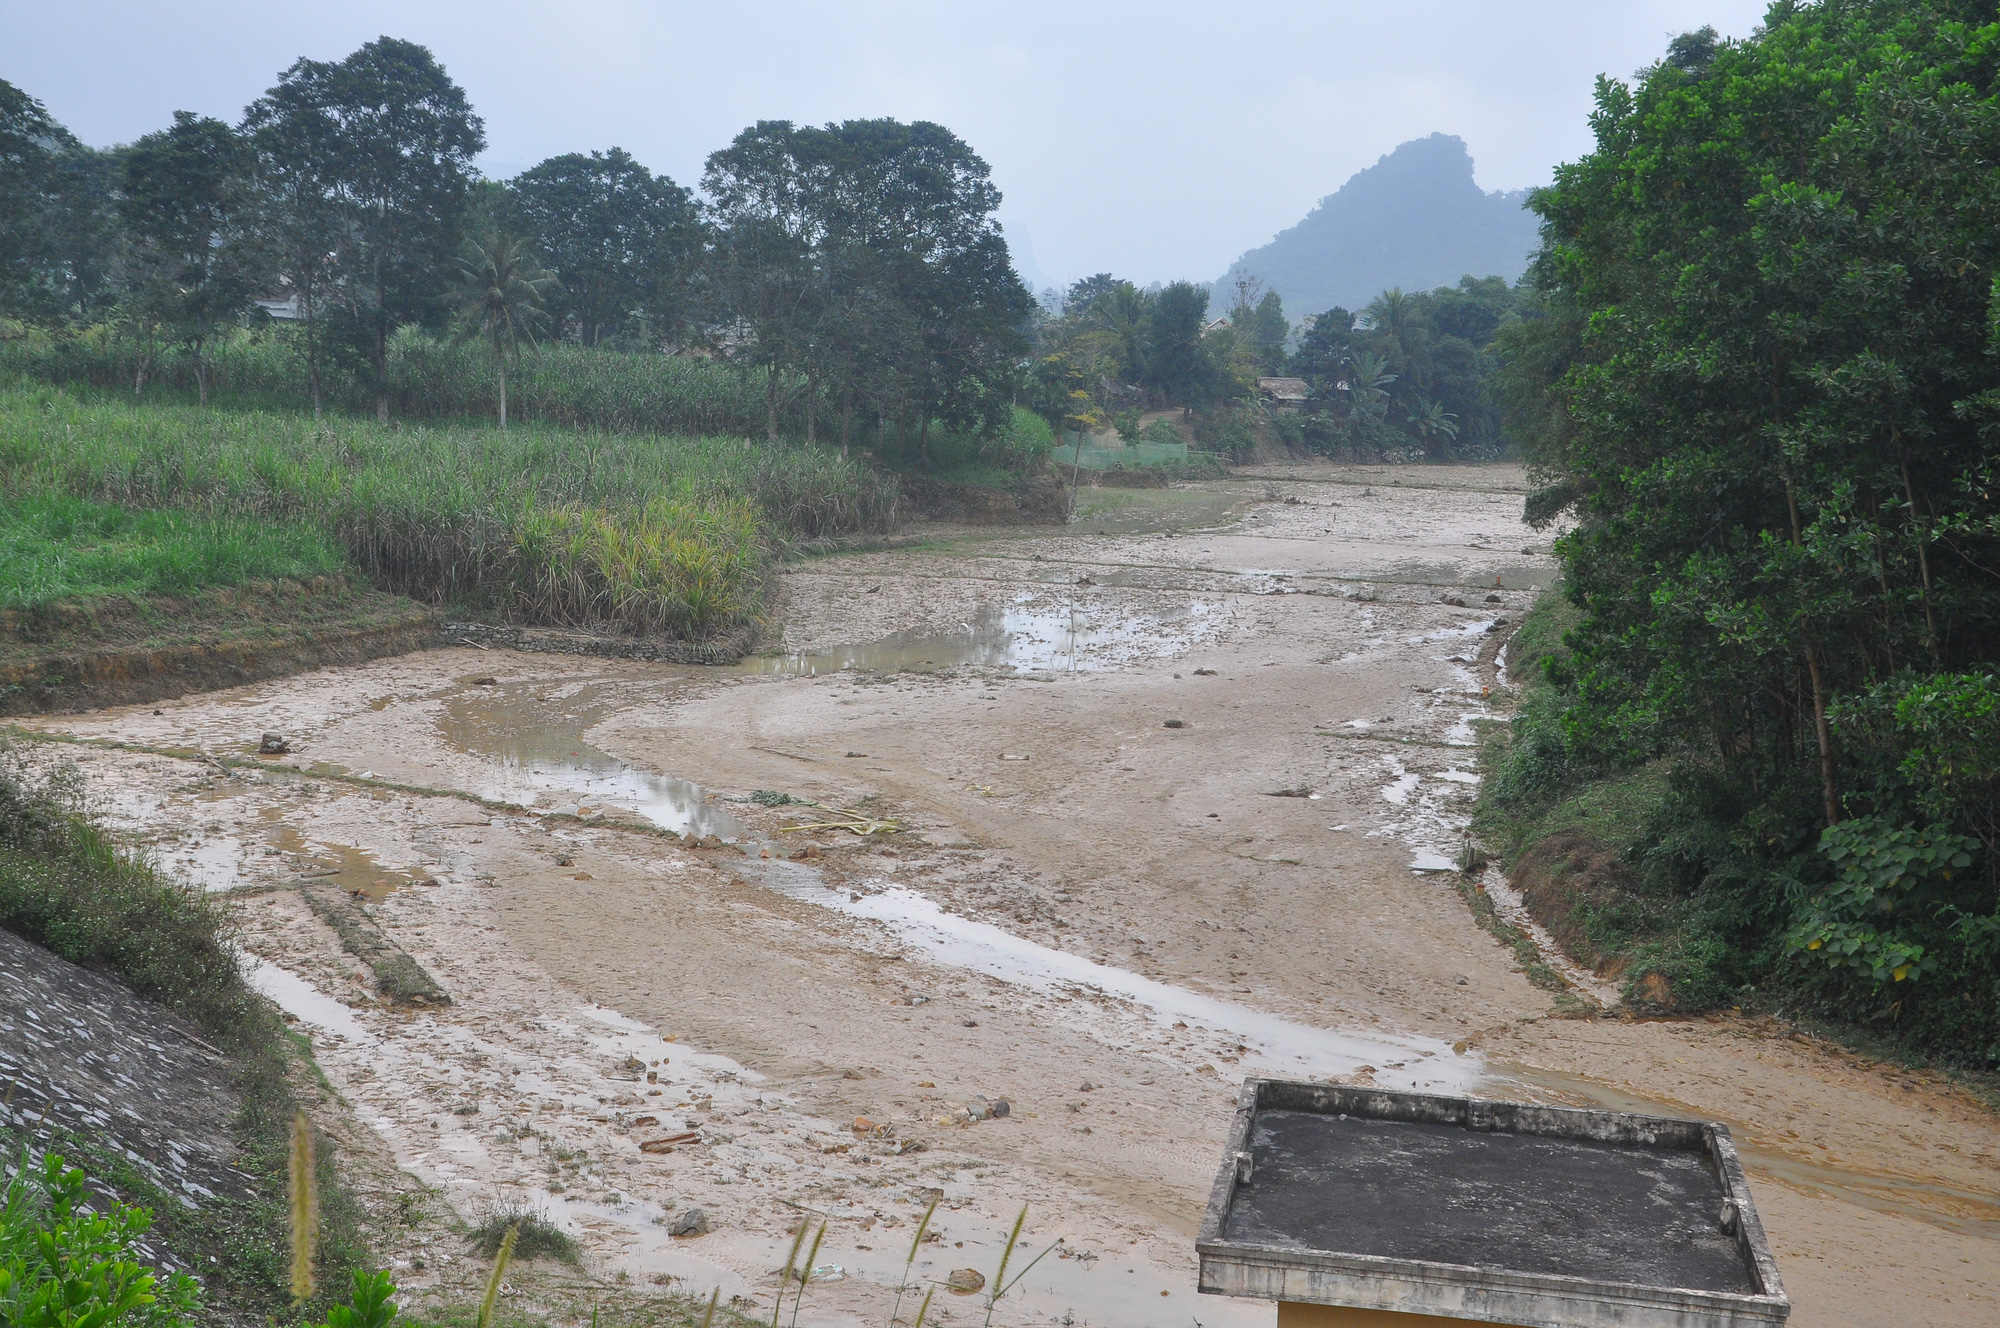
xmin=0 ymin=382 xmax=899 ymax=640
xmin=0 ymin=495 xmax=347 ymax=611
xmin=1475 ymin=592 xmax=1712 ymax=1006
xmin=0 ymin=745 xmax=367 ymax=1320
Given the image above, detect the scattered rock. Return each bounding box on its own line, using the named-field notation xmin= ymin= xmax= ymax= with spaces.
xmin=845 ymin=751 xmax=869 ymax=758
xmin=1163 ymin=719 xmax=1186 ymax=729
xmin=1193 ymin=667 xmax=1217 ymax=676
xmin=472 ymin=676 xmax=498 ymax=686
xmin=1485 ymin=594 xmax=1503 ymax=603
xmin=841 ymin=1068 xmax=864 ymax=1080
xmin=258 ymin=732 xmax=290 ymax=754
xmin=669 ymin=1208 xmax=710 ymax=1236
xmin=633 ymin=1115 xmax=659 ymax=1127
xmin=946 ymin=1268 xmax=985 ymax=1294
xmin=1440 ymin=595 xmax=1468 ymax=608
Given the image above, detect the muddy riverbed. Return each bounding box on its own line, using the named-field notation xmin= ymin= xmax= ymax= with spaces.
xmin=16 ymin=463 xmax=1998 ymax=1326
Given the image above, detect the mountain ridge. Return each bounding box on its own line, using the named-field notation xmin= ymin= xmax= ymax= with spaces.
xmin=1212 ymin=133 xmax=1540 ymax=319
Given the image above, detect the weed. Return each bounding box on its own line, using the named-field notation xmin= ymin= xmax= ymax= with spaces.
xmin=467 ymin=1203 xmax=579 ymax=1266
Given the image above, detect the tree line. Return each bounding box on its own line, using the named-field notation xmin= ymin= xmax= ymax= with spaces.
xmin=1021 ymin=268 xmax=1526 ymax=460
xmin=1503 ymin=4 xmax=1999 ymax=1058
xmin=0 ymin=38 xmax=1030 ymax=451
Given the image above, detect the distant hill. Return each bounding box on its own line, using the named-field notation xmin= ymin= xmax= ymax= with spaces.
xmin=1213 ymin=134 xmax=1540 ymax=320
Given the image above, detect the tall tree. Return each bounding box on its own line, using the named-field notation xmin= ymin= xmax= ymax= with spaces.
xmin=1508 ymin=1 xmax=2000 ymax=1048
xmin=118 ymin=111 xmax=260 ymax=404
xmin=0 ymin=78 xmax=73 ymax=320
xmin=244 ymin=62 xmax=357 ymax=417
xmin=704 ymin=117 xmax=1030 ymax=455
xmin=252 ymin=39 xmax=483 ymax=422
xmin=506 ymin=148 xmax=699 ymax=347
xmin=1144 ymin=280 xmax=1214 ymax=411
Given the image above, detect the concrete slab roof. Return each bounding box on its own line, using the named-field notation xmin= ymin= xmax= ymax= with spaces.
xmin=1198 ymin=1079 xmax=1791 ymax=1328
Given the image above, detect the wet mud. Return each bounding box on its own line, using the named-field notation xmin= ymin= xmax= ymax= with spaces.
xmin=11 ymin=462 xmax=1996 ymax=1327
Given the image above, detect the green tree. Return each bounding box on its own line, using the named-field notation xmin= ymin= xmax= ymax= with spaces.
xmin=243 ymin=62 xmax=359 ymax=417
xmin=703 ymin=117 xmax=1030 ymax=458
xmin=255 ymin=39 xmax=484 ymax=422
xmin=1507 ymin=1 xmax=2000 ymax=1052
xmin=0 ymin=79 xmax=76 ymax=321
xmin=1144 ymin=280 xmax=1214 ymax=411
xmin=449 ymin=231 xmax=557 ymax=429
xmin=118 ymin=111 xmax=261 ymax=405
xmin=506 ymin=148 xmax=700 ymax=347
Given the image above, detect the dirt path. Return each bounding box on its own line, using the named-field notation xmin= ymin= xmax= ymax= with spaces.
xmin=15 ymin=463 xmax=1997 ymax=1327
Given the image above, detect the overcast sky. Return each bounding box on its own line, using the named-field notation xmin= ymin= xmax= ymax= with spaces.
xmin=5 ymin=1 xmax=1774 ymax=290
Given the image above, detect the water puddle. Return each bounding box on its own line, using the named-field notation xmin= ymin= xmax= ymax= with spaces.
xmin=1502 ymin=1064 xmax=2000 ymax=1241
xmin=437 ymin=685 xmax=757 ymax=843
xmin=734 ymin=859 xmax=1476 ymax=1094
xmin=736 ymin=594 xmax=1223 ymax=677
xmin=244 ymin=957 xmax=376 ymax=1043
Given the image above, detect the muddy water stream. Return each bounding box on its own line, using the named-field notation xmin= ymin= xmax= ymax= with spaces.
xmin=434 ymin=675 xmax=1478 ymax=1094
xmin=437 ymin=684 xmax=760 ymax=843
xmin=735 ymin=592 xmax=1225 ymax=677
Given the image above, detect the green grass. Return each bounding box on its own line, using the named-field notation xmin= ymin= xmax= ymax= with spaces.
xmin=0 ymin=494 xmax=346 ymax=610
xmin=0 ymin=382 xmax=899 ymax=639
xmin=0 ymin=743 xmax=368 ymax=1321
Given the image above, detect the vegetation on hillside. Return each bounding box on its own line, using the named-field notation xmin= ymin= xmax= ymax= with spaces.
xmin=0 ymin=747 xmax=366 ymax=1318
xmin=1490 ymin=4 xmax=2000 ymax=1063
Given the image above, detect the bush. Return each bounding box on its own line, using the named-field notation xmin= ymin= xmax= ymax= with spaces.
xmin=0 ymin=1151 xmax=203 ymax=1328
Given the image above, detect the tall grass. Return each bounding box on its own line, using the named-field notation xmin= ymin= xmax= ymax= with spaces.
xmin=0 ymin=326 xmax=791 ymax=439
xmin=0 ymin=382 xmax=898 ymax=638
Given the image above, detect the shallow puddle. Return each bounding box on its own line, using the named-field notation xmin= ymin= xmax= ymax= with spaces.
xmin=734 ymin=859 xmax=1477 ymax=1094
xmin=437 ymin=684 xmax=756 ymax=842
xmin=737 ymin=594 xmax=1223 ymax=677
xmin=1502 ymin=1064 xmax=2000 ymax=1241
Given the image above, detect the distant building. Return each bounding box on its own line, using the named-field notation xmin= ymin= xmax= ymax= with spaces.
xmin=1257 ymin=376 xmax=1310 ymax=411
xmin=253 ymin=291 xmax=302 ymax=321
xmin=1203 ymin=317 xmax=1233 ymax=335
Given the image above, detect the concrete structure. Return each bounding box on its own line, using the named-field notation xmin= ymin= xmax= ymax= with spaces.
xmin=1198 ymin=1079 xmax=1790 ymax=1328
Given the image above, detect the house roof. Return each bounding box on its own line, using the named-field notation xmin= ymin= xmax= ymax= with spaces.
xmin=1256 ymin=376 xmax=1311 ymax=401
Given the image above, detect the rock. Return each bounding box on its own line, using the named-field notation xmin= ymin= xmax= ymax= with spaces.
xmin=1079 ymin=1081 xmax=1095 ymax=1092
xmin=852 ymin=1116 xmax=877 ymax=1135
xmin=633 ymin=1115 xmax=659 ymax=1127
xmin=1485 ymin=593 xmax=1502 ymax=603
xmin=472 ymin=676 xmax=498 ymax=686
xmin=669 ymin=1208 xmax=710 ymax=1237
xmin=258 ymin=732 xmax=290 ymax=754
xmin=1163 ymin=719 xmax=1186 ymax=729
xmin=946 ymin=1268 xmax=985 ymax=1294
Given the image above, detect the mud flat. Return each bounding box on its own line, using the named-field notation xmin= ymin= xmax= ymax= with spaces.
xmin=12 ymin=463 xmax=1996 ymax=1327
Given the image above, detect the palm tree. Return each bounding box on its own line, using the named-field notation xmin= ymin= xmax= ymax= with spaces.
xmin=1409 ymin=396 xmax=1460 ymax=458
xmin=449 ymin=232 xmax=559 ymax=429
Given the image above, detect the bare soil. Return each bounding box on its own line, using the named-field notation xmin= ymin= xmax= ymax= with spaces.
xmin=11 ymin=463 xmax=1996 ymax=1327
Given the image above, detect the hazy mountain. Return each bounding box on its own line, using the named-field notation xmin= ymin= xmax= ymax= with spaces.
xmin=1213 ymin=134 xmax=1539 ymax=320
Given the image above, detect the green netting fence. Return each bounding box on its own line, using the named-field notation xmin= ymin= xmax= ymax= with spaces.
xmin=1052 ymin=438 xmax=1190 ymax=469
